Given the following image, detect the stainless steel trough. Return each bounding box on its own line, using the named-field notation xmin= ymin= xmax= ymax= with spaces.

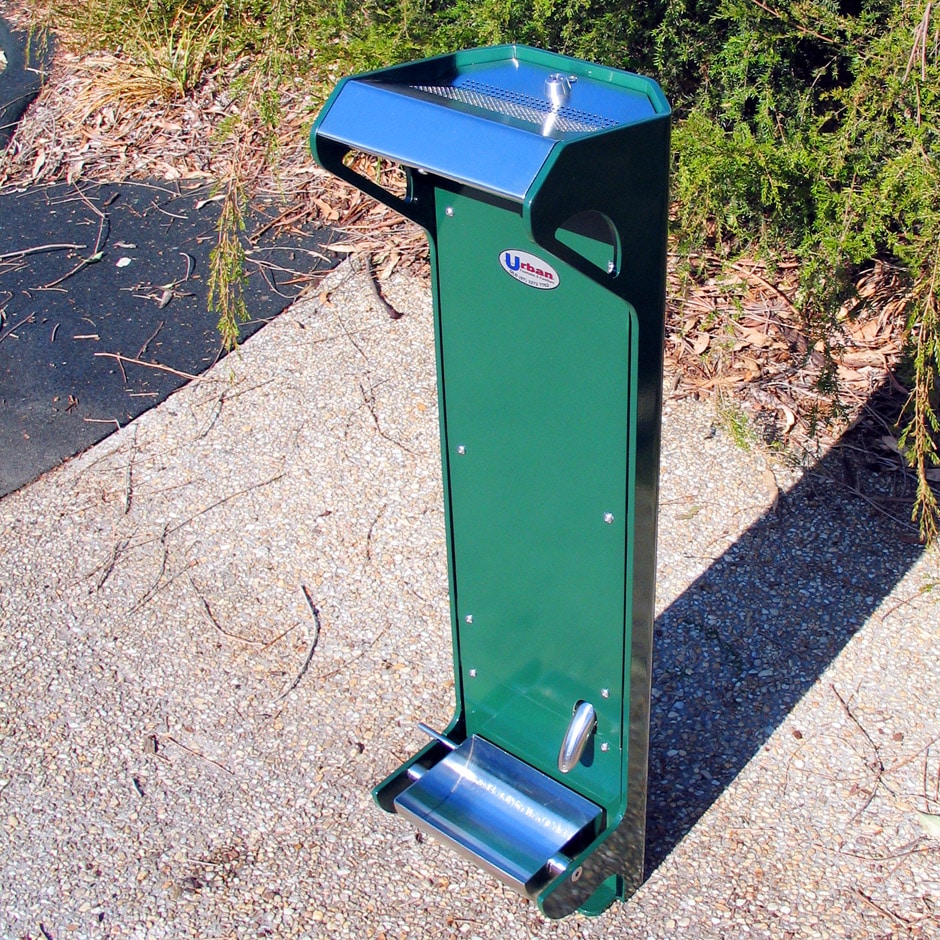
xmin=396 ymin=732 xmax=604 ymax=900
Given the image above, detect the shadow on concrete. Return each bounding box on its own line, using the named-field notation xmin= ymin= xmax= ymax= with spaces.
xmin=0 ymin=180 xmax=338 ymax=497
xmin=645 ymin=379 xmax=927 ymax=871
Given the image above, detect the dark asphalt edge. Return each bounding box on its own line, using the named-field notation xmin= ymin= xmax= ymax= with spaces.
xmin=0 ymin=17 xmax=54 ymax=150
xmin=0 ymin=180 xmax=343 ymax=499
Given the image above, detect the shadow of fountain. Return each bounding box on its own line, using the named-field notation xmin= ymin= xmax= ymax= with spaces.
xmin=645 ymin=377 xmax=926 ymax=872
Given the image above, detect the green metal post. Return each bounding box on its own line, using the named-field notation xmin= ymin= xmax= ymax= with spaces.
xmin=310 ymin=45 xmax=669 ymax=918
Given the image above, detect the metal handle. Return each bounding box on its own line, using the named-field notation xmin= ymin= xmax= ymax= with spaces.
xmin=309 ymin=135 xmax=433 ymax=231
xmin=557 ymin=702 xmax=596 ymax=773
xmin=417 ymin=722 xmax=457 ymax=751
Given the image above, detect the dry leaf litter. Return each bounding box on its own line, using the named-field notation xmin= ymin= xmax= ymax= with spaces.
xmin=0 ymin=4 xmax=921 ymax=508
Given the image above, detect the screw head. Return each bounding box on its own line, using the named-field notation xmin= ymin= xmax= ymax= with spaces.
xmin=601 ymin=742 xmax=610 ymax=752
xmin=445 ymin=207 xmax=455 ymax=217
xmin=603 ymin=512 xmax=615 ymax=524
xmin=601 ymin=688 xmax=610 ymax=699
xmin=465 ymin=614 xmax=473 ymax=624
xmin=469 ymin=669 xmax=477 ymax=678
xmin=457 ymin=445 xmax=467 ymax=455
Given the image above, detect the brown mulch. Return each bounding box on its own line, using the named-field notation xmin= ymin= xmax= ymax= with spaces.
xmin=0 ymin=17 xmax=926 ymax=529
xmin=665 ymin=253 xmax=909 ymax=440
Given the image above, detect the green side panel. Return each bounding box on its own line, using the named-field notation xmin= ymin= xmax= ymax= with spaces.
xmin=436 ymin=191 xmax=634 ymax=810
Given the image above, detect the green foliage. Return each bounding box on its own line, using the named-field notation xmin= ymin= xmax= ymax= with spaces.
xmin=668 ymin=0 xmax=940 ymax=537
xmin=208 ymin=176 xmax=249 ymax=352
xmin=718 ymin=396 xmax=757 ymax=451
xmin=432 ymin=0 xmax=663 ymax=65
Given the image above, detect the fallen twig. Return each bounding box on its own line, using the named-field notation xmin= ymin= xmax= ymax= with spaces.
xmin=0 ymin=650 xmax=44 ymax=677
xmin=0 ymin=242 xmax=85 ymax=262
xmin=163 ymin=734 xmax=236 ymax=776
xmin=831 ymin=683 xmax=892 ymax=821
xmin=128 ymin=523 xmax=170 ymax=612
xmin=366 ymin=506 xmax=385 ymax=561
xmin=93 ymin=538 xmax=130 ymax=592
xmin=366 ymin=253 xmax=404 ymax=320
xmin=730 ymin=260 xmax=801 ymax=319
xmin=123 ymin=427 xmax=137 ymax=515
xmin=188 ymin=573 xmax=267 ymax=646
xmin=0 ymin=312 xmax=36 ymax=346
xmin=273 ymin=585 xmax=321 ymax=701
xmin=127 ymin=558 xmax=199 ymax=615
xmin=36 ymin=213 xmax=106 ymax=288
xmin=245 ymin=245 xmax=331 ymax=262
xmin=94 ymin=351 xmax=199 ymax=380
xmin=854 ymin=888 xmax=915 ymax=930
xmin=809 ymin=464 xmax=921 ymax=535
xmin=137 ymin=320 xmax=165 ymax=359
xmin=358 ymin=379 xmax=417 ymax=455
xmin=248 ymin=256 xmax=318 ymax=298
xmin=83 ymin=417 xmax=122 ymax=432
xmin=316 ymin=618 xmax=395 ymax=681
xmin=169 ymin=472 xmax=285 ymax=538
xmin=124 ymin=252 xmax=197 ymax=309
xmin=259 ymin=621 xmax=299 ymax=652
xmin=196 ymin=390 xmax=226 ymax=440
xmin=127 ymin=471 xmax=288 ymax=558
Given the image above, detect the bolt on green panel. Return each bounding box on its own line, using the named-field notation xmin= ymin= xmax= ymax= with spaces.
xmin=310 ymin=43 xmax=670 ymax=918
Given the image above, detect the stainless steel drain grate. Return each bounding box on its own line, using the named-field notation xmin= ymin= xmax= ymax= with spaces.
xmin=409 ymin=80 xmax=617 ymax=134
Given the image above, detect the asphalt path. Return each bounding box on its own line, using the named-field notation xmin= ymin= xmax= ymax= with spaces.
xmin=0 ymin=15 xmax=53 ymax=150
xmin=0 ymin=180 xmax=337 ymax=496
xmin=1 ymin=16 xmax=339 ymax=496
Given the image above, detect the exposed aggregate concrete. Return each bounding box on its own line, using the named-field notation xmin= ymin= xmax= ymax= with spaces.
xmin=1 ymin=261 xmax=937 ymax=939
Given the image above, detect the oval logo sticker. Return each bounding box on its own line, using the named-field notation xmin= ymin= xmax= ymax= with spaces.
xmin=499 ymin=249 xmax=560 ymax=290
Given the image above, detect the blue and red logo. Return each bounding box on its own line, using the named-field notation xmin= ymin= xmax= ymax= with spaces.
xmin=499 ymin=249 xmax=560 ymax=290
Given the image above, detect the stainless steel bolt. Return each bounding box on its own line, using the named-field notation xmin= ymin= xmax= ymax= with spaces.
xmin=601 ymin=688 xmax=610 ymax=698
xmin=601 ymin=742 xmax=610 ymax=752
xmin=445 ymin=207 xmax=455 ymax=217
xmin=469 ymin=669 xmax=477 ymax=678
xmin=465 ymin=614 xmax=473 ymax=624
xmin=604 ymin=512 xmax=615 ymax=524
xmin=457 ymin=445 xmax=466 ymax=455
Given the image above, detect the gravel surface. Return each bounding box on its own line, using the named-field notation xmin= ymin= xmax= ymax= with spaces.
xmin=1 ymin=260 xmax=938 ymax=939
